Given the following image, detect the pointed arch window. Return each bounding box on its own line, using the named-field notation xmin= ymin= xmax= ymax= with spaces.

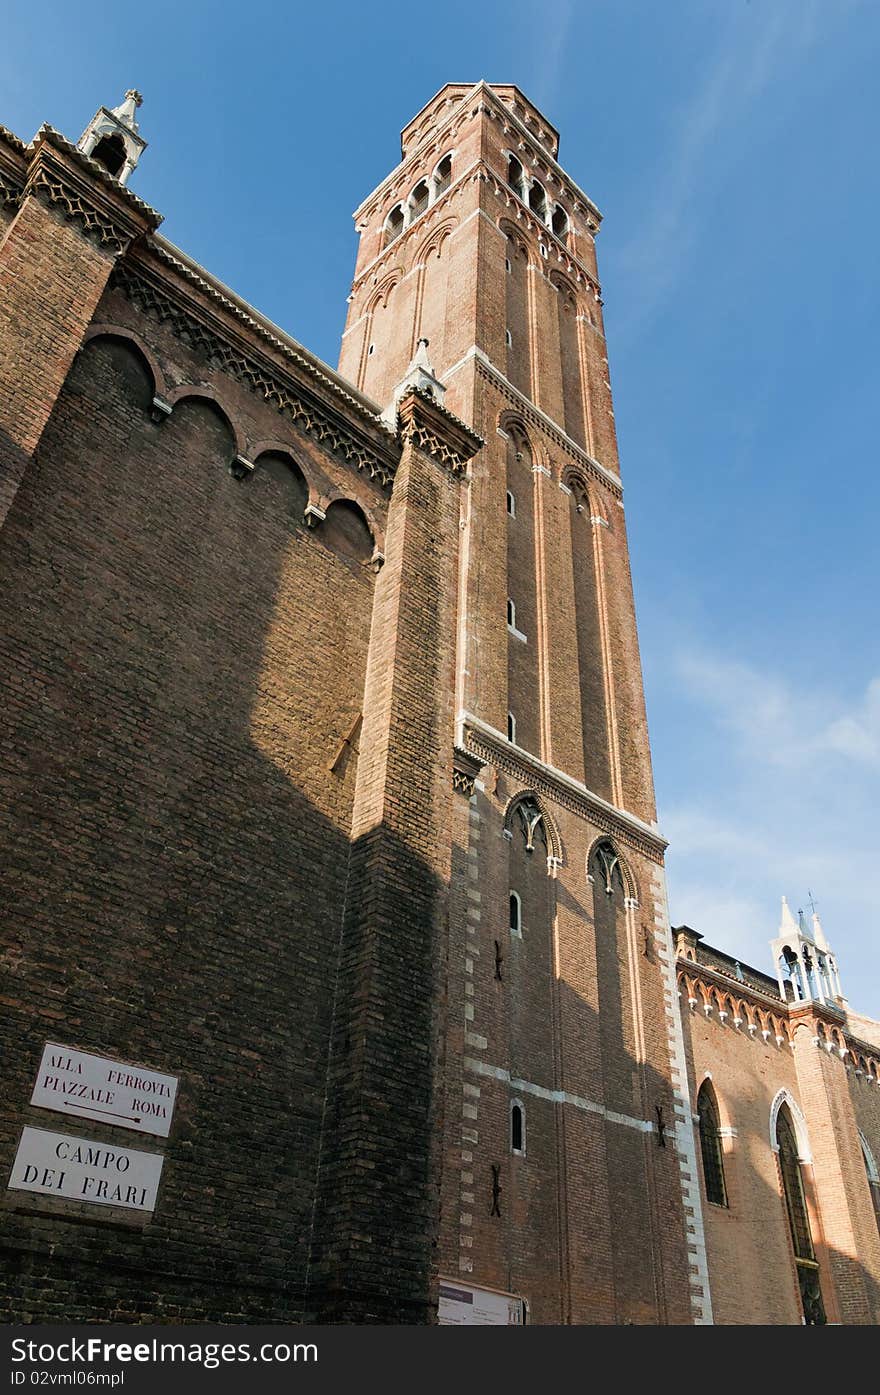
xmin=775 ymin=1104 xmax=826 ymax=1324
xmin=384 ymin=205 xmax=405 ymax=247
xmin=696 ymin=1081 xmax=727 ymax=1207
xmin=592 ymin=840 xmax=621 ymax=896
xmin=409 ymin=179 xmax=430 ymax=221
xmin=528 ymin=181 xmax=548 ymax=223
xmin=860 ymin=1133 xmax=880 ymax=1235
xmin=513 ymin=797 xmax=546 ymax=855
xmin=91 ymin=132 xmax=127 ymax=178
xmin=433 ymin=153 xmax=452 ymax=197
xmin=507 ymin=154 xmax=526 ymax=202
xmin=507 ymin=711 xmax=517 ymax=744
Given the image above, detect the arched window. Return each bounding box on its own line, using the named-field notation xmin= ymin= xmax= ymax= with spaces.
xmin=528 ymin=181 xmax=548 ymax=223
xmin=507 ymin=154 xmax=526 ymax=201
xmin=384 ymin=205 xmax=405 ymax=246
xmin=696 ymin=1081 xmax=727 ymax=1207
xmin=505 ymin=328 xmax=513 ymax=347
xmin=507 ymin=597 xmax=516 ymax=629
xmin=409 ymin=179 xmax=430 ymax=221
xmin=513 ymin=797 xmax=546 ymax=854
xmin=509 ymin=891 xmax=522 ymax=937
xmin=506 ymin=490 xmax=516 ymax=517
xmin=861 ymin=1133 xmax=880 ymax=1235
xmin=321 ymin=499 xmax=374 ymax=565
xmin=507 ymin=711 xmax=516 ymax=744
xmin=433 ymin=153 xmax=452 ymax=197
xmin=551 ymin=205 xmax=569 ymax=239
xmin=510 ymin=1100 xmax=525 ymax=1154
xmin=91 ymin=132 xmax=127 ymax=178
xmin=252 ymin=450 xmax=309 ymax=520
xmin=775 ymin=1104 xmax=826 ymax=1324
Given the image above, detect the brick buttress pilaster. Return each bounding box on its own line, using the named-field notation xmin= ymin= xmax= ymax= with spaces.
xmin=307 ymin=390 xmax=482 ymax=1323
xmin=791 ymin=1012 xmax=880 ymax=1323
xmin=0 ymin=127 xmax=160 ymax=528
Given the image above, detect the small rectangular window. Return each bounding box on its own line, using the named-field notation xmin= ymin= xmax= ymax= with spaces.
xmin=511 ymin=1102 xmax=525 ymax=1154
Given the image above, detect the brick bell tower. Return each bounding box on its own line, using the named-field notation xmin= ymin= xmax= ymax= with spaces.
xmin=340 ymin=83 xmax=710 ymax=1324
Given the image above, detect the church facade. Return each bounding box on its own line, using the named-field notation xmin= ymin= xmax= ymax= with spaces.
xmin=0 ymin=82 xmax=878 ymax=1325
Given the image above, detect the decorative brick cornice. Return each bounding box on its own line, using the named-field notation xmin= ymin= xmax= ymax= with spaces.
xmin=0 ymin=165 xmax=22 ymax=207
xmin=481 ymin=167 xmax=600 ymax=294
xmin=461 ymin=714 xmax=666 ymax=862
xmin=355 ymin=82 xmax=601 ymax=234
xmin=350 ymin=159 xmax=601 ymax=316
xmin=452 ymin=746 xmax=486 ymax=797
xmin=678 ymin=952 xmax=880 ymax=1079
xmin=470 ymin=351 xmax=623 ymax=500
xmin=397 ymin=387 xmax=483 ymax=475
xmin=111 ymin=253 xmax=401 ymax=488
xmin=0 ymin=124 xmax=28 ymax=158
xmin=0 ymin=127 xmax=26 ymax=207
xmin=33 ymin=124 xmax=161 ymax=222
xmin=677 ymin=957 xmax=784 ymax=1012
xmin=473 ymin=84 xmax=602 ymax=228
xmin=150 ymin=241 xmax=387 ymax=422
xmin=22 ymin=128 xmax=161 ymax=257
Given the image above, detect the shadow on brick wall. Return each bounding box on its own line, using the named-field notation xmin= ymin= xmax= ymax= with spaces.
xmin=0 ymin=336 xmax=395 ymax=1322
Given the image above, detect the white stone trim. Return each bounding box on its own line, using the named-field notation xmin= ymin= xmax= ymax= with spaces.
xmin=769 ymin=1089 xmax=812 ymax=1163
xmin=457 ymin=711 xmax=666 ymax=850
xmin=441 ymin=345 xmax=623 ymax=495
xmin=464 ymin=1058 xmax=654 ymax=1134
xmin=651 ymin=866 xmax=713 ymax=1324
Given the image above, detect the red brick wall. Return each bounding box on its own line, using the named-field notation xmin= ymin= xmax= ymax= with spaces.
xmin=341 ymin=86 xmax=689 ymax=1324
xmin=0 ymin=196 xmax=115 ymax=525
xmin=0 ymin=326 xmax=381 ymax=1321
xmin=680 ymin=976 xmax=880 ymax=1325
xmin=680 ymin=993 xmax=806 ymax=1323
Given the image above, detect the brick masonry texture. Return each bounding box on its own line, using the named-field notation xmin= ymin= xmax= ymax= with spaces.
xmin=2 ymin=86 xmax=879 ymax=1326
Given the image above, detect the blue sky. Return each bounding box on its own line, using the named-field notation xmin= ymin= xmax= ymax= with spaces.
xmin=4 ymin=1 xmax=879 ymax=1008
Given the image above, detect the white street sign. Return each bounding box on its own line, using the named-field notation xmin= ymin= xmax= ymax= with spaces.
xmin=7 ymin=1127 xmax=164 ymax=1212
xmin=30 ymin=1042 xmax=178 ymax=1138
xmin=438 ymin=1281 xmax=526 ymax=1325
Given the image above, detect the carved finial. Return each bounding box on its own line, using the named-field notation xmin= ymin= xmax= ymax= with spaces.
xmin=382 ymin=334 xmax=447 ymax=425
xmin=779 ymin=895 xmax=799 ymax=935
xmin=112 ymin=90 xmax=144 ymax=131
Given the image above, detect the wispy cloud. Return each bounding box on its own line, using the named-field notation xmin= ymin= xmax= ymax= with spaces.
xmin=674 ymin=652 xmax=880 ymax=771
xmin=614 ymin=0 xmax=851 ymax=335
xmin=529 ymin=0 xmax=576 ymax=111
xmin=659 ymin=644 xmax=880 ymax=1010
xmin=823 ymin=677 xmax=880 ymax=766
